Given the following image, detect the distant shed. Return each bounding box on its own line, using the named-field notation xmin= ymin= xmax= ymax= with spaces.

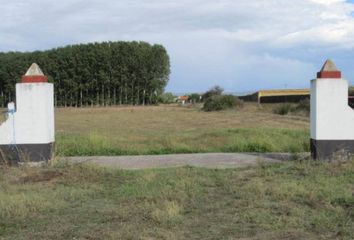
xmin=239 ymin=89 xmax=310 ymax=103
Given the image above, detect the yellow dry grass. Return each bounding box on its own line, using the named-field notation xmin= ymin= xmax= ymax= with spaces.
xmin=55 ymin=103 xmax=308 ymax=133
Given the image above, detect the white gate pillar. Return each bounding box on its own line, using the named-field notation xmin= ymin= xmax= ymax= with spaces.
xmin=0 ymin=63 xmax=55 ymax=163
xmin=310 ymin=59 xmax=354 ymax=160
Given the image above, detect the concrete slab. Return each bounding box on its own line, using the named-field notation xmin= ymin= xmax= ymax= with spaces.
xmin=64 ymin=153 xmax=299 ymax=170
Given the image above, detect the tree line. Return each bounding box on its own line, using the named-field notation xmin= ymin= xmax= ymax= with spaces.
xmin=0 ymin=41 xmax=170 ymax=107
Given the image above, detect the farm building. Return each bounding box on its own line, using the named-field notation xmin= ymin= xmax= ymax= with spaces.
xmin=177 ymin=96 xmax=189 ymax=105
xmin=239 ymin=88 xmax=354 ymax=105
xmin=239 ymin=89 xmax=310 ymax=103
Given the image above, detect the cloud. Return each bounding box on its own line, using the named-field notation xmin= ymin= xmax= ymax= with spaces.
xmin=0 ymin=0 xmax=354 ymax=92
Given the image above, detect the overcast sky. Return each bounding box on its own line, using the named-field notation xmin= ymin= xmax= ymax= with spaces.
xmin=1 ymin=0 xmax=354 ymax=93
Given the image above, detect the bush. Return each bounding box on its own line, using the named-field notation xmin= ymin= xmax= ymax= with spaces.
xmin=158 ymin=92 xmax=176 ymax=104
xmin=202 ymin=86 xmax=223 ymax=101
xmin=273 ymin=104 xmax=294 ymax=115
xmin=273 ymin=98 xmax=310 ymax=116
xmin=188 ymin=93 xmax=202 ymax=103
xmin=295 ymin=98 xmax=310 ymax=114
xmin=203 ymin=95 xmax=243 ymax=112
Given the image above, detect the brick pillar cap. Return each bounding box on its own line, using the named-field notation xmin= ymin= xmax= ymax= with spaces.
xmin=21 ymin=63 xmax=48 ymax=83
xmin=317 ymin=59 xmax=342 ymax=79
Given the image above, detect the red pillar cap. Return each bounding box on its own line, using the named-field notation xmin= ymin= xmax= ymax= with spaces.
xmin=317 ymin=59 xmax=341 ymax=79
xmin=21 ymin=63 xmax=48 ymax=83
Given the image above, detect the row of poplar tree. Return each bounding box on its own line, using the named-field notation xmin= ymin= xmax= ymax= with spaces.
xmin=0 ymin=41 xmax=170 ymax=107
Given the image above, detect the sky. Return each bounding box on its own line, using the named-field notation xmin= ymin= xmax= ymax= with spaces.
xmin=1 ymin=0 xmax=354 ymax=94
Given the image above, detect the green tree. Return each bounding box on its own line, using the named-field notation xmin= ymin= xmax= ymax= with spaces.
xmin=0 ymin=41 xmax=171 ymax=107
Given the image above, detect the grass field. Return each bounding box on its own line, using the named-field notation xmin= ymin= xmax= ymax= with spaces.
xmin=0 ymin=104 xmax=352 ymax=240
xmin=54 ymin=104 xmax=310 ymax=156
xmin=0 ymin=159 xmax=353 ymax=239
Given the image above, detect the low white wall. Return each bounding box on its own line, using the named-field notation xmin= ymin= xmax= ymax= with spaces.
xmin=0 ymin=83 xmax=54 ymax=145
xmin=311 ymin=78 xmax=354 ymax=140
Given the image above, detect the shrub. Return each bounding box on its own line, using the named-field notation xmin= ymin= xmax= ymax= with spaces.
xmin=295 ymin=98 xmax=310 ymax=114
xmin=273 ymin=98 xmax=310 ymax=116
xmin=203 ymin=95 xmax=243 ymax=112
xmin=202 ymin=86 xmax=224 ymax=101
xmin=273 ymin=104 xmax=294 ymax=115
xmin=188 ymin=93 xmax=202 ymax=103
xmin=273 ymin=99 xmax=310 ymax=116
xmin=158 ymin=92 xmax=176 ymax=104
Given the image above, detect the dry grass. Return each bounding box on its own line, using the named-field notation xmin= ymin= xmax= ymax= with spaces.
xmin=56 ymin=103 xmax=308 ymax=133
xmin=54 ymin=103 xmax=309 ymax=156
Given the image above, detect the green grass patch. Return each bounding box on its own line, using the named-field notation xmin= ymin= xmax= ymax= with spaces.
xmin=56 ymin=128 xmax=310 ymax=156
xmin=0 ymin=160 xmax=353 ymax=239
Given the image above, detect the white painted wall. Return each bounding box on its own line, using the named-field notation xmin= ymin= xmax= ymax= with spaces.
xmin=311 ymin=78 xmax=354 ymax=140
xmin=0 ymin=83 xmax=54 ymax=144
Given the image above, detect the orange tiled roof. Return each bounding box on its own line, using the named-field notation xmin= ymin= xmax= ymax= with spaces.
xmin=178 ymin=96 xmax=189 ymax=101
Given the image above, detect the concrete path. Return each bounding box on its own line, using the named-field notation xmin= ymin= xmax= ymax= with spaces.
xmin=65 ymin=153 xmax=302 ymax=170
